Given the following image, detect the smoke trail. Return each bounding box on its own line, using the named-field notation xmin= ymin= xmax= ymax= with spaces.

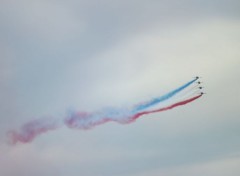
xmin=64 ymin=94 xmax=202 ymax=130
xmin=133 ymin=78 xmax=197 ymax=111
xmin=7 ymin=117 xmax=61 ymax=145
xmin=132 ymin=94 xmax=202 ymax=121
xmin=7 ymin=78 xmax=203 ymax=144
xmin=64 ymin=108 xmax=134 ymax=130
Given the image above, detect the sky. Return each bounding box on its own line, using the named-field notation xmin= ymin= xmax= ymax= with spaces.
xmin=0 ymin=0 xmax=240 ymax=175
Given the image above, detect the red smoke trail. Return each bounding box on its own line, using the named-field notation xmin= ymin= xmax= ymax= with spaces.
xmin=7 ymin=83 xmax=203 ymax=144
xmin=131 ymin=94 xmax=202 ymax=121
xmin=7 ymin=118 xmax=60 ymax=145
xmin=65 ymin=94 xmax=202 ymax=130
xmin=7 ymin=95 xmax=202 ymax=144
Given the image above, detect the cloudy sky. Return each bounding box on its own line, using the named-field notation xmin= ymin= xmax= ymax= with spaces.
xmin=0 ymin=0 xmax=240 ymax=175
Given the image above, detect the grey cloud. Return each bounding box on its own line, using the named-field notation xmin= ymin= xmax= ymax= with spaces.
xmin=0 ymin=1 xmax=240 ymax=176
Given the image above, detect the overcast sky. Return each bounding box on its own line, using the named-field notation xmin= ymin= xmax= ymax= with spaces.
xmin=0 ymin=0 xmax=240 ymax=176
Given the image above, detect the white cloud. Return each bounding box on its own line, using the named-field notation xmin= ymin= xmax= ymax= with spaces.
xmin=0 ymin=0 xmax=85 ymax=43
xmin=131 ymin=155 xmax=240 ymax=176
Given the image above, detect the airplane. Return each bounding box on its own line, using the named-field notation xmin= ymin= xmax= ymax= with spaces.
xmin=196 ymin=81 xmax=202 ymax=84
xmin=198 ymin=86 xmax=204 ymax=89
xmin=194 ymin=76 xmax=200 ymax=79
xmin=200 ymin=92 xmax=206 ymax=95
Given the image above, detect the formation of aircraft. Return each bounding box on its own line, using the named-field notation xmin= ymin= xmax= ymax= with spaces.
xmin=195 ymin=76 xmax=206 ymax=95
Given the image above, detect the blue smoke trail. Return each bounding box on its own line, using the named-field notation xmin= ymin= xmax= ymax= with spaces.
xmin=133 ymin=78 xmax=197 ymax=111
